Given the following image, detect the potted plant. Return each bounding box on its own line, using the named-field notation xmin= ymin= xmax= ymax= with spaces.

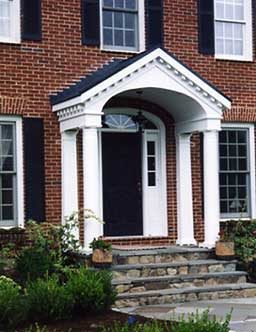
xmin=215 ymin=220 xmax=236 ymax=260
xmin=89 ymin=238 xmax=112 ymax=267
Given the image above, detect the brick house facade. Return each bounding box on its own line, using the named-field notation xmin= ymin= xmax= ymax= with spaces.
xmin=0 ymin=0 xmax=255 ymax=248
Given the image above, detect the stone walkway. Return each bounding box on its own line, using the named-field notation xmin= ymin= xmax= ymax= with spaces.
xmin=115 ymin=297 xmax=256 ymax=332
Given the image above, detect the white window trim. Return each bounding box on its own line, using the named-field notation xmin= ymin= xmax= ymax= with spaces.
xmin=0 ymin=0 xmax=21 ymax=44
xmin=220 ymin=123 xmax=256 ymax=221
xmin=99 ymin=0 xmax=145 ymax=53
xmin=0 ymin=116 xmax=24 ymax=229
xmin=214 ymin=0 xmax=253 ymax=62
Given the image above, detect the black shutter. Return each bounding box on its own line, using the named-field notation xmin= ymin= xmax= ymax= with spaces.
xmin=198 ymin=0 xmax=214 ymax=55
xmin=146 ymin=0 xmax=163 ymax=48
xmin=24 ymin=118 xmax=45 ymax=222
xmin=22 ymin=0 xmax=42 ymax=41
xmin=82 ymin=0 xmax=100 ymax=46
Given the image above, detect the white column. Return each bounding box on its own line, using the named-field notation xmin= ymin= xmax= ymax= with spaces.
xmin=201 ymin=130 xmax=220 ymax=248
xmin=61 ymin=130 xmax=79 ymax=240
xmin=176 ymin=134 xmax=196 ymax=245
xmin=83 ymin=127 xmax=102 ymax=249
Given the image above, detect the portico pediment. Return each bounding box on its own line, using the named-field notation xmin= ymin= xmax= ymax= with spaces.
xmin=51 ymin=47 xmax=231 ymax=126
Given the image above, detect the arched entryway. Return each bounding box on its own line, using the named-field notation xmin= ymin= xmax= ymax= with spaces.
xmin=99 ymin=108 xmax=168 ymax=238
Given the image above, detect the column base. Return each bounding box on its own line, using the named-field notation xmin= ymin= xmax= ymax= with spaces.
xmin=176 ymin=238 xmax=197 ymax=246
xmin=199 ymin=242 xmax=216 ymax=249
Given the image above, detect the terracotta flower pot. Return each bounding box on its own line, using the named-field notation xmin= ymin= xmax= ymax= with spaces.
xmin=92 ymin=249 xmax=113 ymax=268
xmin=215 ymin=241 xmax=235 ymax=260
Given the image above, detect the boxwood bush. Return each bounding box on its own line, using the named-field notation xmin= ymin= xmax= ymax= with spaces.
xmin=0 ymin=276 xmax=25 ymax=327
xmin=26 ymin=275 xmax=74 ymax=322
xmin=66 ymin=268 xmax=116 ymax=313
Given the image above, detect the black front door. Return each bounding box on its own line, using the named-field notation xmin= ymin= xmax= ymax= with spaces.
xmin=102 ymin=132 xmax=143 ymax=236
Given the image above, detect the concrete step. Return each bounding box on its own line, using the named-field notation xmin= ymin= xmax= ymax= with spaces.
xmin=113 ymin=246 xmax=213 ymax=265
xmin=112 ymin=271 xmax=247 ymax=294
xmin=111 ymin=259 xmax=237 ymax=280
xmin=115 ymin=283 xmax=256 ymax=308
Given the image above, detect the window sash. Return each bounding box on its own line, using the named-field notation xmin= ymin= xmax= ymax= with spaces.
xmin=219 ymin=128 xmax=250 ymax=217
xmin=0 ymin=0 xmax=11 ymax=38
xmin=214 ymin=0 xmax=251 ymax=58
xmin=102 ymin=0 xmax=139 ymax=51
xmin=0 ymin=123 xmax=17 ymax=227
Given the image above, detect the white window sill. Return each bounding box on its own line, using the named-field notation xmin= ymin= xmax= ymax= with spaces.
xmin=215 ymin=54 xmax=253 ymax=62
xmin=101 ymin=46 xmax=143 ymax=54
xmin=220 ymin=217 xmax=251 ymax=222
xmin=0 ymin=36 xmax=21 ymax=44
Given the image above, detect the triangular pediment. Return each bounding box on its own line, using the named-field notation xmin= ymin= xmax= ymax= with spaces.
xmin=52 ymin=47 xmax=231 ymax=115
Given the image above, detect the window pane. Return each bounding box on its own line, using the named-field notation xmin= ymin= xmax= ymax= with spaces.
xmin=125 ymin=13 xmax=135 ymax=29
xmin=125 ymin=30 xmax=135 ymax=47
xmin=2 ymin=189 xmax=13 ymax=204
xmin=229 ymin=145 xmax=236 ymax=156
xmin=216 ymin=2 xmax=225 ymax=19
xmin=1 ymin=124 xmax=13 ymax=139
xmin=103 ymin=11 xmax=113 ymax=27
xmin=104 ymin=0 xmax=113 ymax=7
xmin=220 ymin=201 xmax=228 ymax=213
xmin=115 ymin=0 xmax=124 ymax=8
xmin=114 ymin=29 xmax=124 ymax=46
xmin=125 ymin=0 xmax=136 ymax=9
xmin=148 ymin=157 xmax=155 ymax=171
xmin=2 ymin=140 xmax=13 ymax=156
xmin=147 ymin=142 xmax=155 ymax=155
xmin=114 ymin=12 xmax=123 ymax=28
xmin=103 ymin=28 xmax=113 ymax=45
xmin=148 ymin=173 xmax=156 ymax=187
xmin=2 ymin=174 xmax=12 ymax=188
xmin=220 ymin=158 xmax=228 ymax=170
xmin=238 ymin=158 xmax=247 ymax=170
xmin=238 ymin=130 xmax=246 ymax=143
xmin=1 ymin=156 xmax=13 ymax=171
xmin=2 ymin=206 xmax=13 ymax=220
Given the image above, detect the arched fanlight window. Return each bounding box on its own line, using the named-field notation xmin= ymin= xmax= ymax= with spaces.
xmin=102 ymin=113 xmax=157 ymax=130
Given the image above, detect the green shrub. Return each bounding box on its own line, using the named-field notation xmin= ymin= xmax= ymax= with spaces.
xmin=0 ymin=276 xmax=25 ymax=327
xmin=16 ymin=247 xmax=59 ymax=282
xmin=172 ymin=309 xmax=231 ymax=332
xmin=16 ymin=221 xmax=62 ymax=282
xmin=26 ymin=275 xmax=74 ymax=322
xmin=66 ymin=268 xmax=116 ymax=312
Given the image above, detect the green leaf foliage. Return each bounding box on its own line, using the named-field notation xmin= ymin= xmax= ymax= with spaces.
xmin=103 ymin=310 xmax=231 ymax=332
xmin=26 ymin=275 xmax=74 ymax=322
xmin=66 ymin=268 xmax=116 ymax=312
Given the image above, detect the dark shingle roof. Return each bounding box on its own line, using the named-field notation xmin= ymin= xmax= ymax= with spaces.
xmin=50 ymin=47 xmax=231 ymax=106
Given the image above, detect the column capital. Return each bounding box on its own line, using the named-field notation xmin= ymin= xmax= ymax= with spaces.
xmin=61 ymin=129 xmax=79 ymax=136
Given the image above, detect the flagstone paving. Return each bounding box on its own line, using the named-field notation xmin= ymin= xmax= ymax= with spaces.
xmin=115 ymin=297 xmax=256 ymax=332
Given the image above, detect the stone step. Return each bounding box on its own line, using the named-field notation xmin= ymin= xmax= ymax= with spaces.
xmin=115 ymin=283 xmax=256 ymax=308
xmin=112 ymin=271 xmax=247 ymax=294
xmin=113 ymin=246 xmax=213 ymax=265
xmin=111 ymin=259 xmax=237 ymax=280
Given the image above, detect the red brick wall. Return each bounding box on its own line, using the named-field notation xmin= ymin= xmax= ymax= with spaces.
xmin=0 ymin=0 xmax=255 ymax=246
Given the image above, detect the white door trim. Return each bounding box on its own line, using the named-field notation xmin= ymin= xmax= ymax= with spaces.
xmin=99 ymin=108 xmax=168 ymax=237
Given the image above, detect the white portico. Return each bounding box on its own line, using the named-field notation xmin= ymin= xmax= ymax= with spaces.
xmin=51 ymin=48 xmax=231 ymax=249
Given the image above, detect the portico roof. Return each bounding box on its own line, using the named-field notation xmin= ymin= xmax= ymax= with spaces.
xmin=50 ymin=47 xmax=231 ymax=111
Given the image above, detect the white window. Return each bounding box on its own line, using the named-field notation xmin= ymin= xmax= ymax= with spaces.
xmin=0 ymin=117 xmax=23 ymax=228
xmin=100 ymin=0 xmax=144 ymax=52
xmin=214 ymin=0 xmax=252 ymax=61
xmin=219 ymin=124 xmax=255 ymax=219
xmin=0 ymin=0 xmax=20 ymax=44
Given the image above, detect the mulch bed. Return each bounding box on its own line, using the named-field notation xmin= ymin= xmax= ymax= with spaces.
xmin=16 ymin=310 xmax=151 ymax=332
